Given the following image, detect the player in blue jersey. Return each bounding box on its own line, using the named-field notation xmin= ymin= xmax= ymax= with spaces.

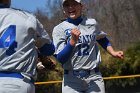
xmin=0 ymin=0 xmax=55 ymax=93
xmin=52 ymin=0 xmax=124 ymax=93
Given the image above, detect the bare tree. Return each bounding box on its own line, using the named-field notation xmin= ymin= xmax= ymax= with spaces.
xmin=92 ymin=0 xmax=140 ymax=49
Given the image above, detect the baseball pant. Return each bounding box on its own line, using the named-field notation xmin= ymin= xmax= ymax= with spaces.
xmin=62 ymin=71 xmax=105 ymax=93
xmin=0 ymin=77 xmax=35 ymax=93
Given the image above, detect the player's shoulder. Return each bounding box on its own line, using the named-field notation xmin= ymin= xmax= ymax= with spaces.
xmin=10 ymin=8 xmax=37 ymax=21
xmin=53 ymin=21 xmax=67 ymax=35
xmin=53 ymin=20 xmax=66 ymax=31
xmin=82 ymin=17 xmax=97 ymax=25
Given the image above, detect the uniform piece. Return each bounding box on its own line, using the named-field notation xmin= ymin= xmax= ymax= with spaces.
xmin=0 ymin=1 xmax=55 ymax=93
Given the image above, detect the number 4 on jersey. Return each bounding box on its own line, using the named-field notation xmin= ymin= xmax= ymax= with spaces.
xmin=0 ymin=25 xmax=17 ymax=55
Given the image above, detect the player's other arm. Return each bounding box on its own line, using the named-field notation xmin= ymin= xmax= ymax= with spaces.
xmin=95 ymin=21 xmax=123 ymax=59
xmin=35 ymin=19 xmax=55 ymax=56
xmin=54 ymin=28 xmax=81 ymax=64
xmin=56 ymin=42 xmax=74 ymax=64
xmin=38 ymin=43 xmax=55 ymax=56
xmin=97 ymin=37 xmax=123 ymax=59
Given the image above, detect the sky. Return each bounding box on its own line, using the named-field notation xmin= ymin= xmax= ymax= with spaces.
xmin=11 ymin=0 xmax=61 ymax=18
xmin=11 ymin=0 xmax=47 ymax=13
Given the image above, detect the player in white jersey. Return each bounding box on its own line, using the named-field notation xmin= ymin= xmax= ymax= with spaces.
xmin=52 ymin=0 xmax=124 ymax=93
xmin=0 ymin=0 xmax=55 ymax=93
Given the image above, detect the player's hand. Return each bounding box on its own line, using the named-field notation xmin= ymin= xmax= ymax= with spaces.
xmin=37 ymin=56 xmax=56 ymax=70
xmin=70 ymin=28 xmax=81 ymax=46
xmin=111 ymin=51 xmax=124 ymax=59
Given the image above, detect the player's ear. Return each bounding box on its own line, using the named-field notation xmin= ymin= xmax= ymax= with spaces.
xmin=63 ymin=10 xmax=67 ymax=18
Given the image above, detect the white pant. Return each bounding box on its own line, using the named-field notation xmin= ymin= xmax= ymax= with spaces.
xmin=62 ymin=72 xmax=105 ymax=93
xmin=0 ymin=77 xmax=35 ymax=93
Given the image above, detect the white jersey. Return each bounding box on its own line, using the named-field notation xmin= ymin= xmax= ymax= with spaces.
xmin=0 ymin=8 xmax=52 ymax=80
xmin=53 ymin=17 xmax=107 ymax=70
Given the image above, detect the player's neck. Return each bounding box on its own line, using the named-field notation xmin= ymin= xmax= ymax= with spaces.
xmin=66 ymin=16 xmax=83 ymax=25
xmin=0 ymin=4 xmax=10 ymax=8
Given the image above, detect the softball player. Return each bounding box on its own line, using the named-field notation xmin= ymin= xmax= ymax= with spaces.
xmin=52 ymin=0 xmax=124 ymax=93
xmin=0 ymin=0 xmax=55 ymax=93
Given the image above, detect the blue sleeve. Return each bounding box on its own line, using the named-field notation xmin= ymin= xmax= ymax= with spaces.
xmin=97 ymin=37 xmax=111 ymax=50
xmin=38 ymin=43 xmax=55 ymax=56
xmin=57 ymin=42 xmax=74 ymax=64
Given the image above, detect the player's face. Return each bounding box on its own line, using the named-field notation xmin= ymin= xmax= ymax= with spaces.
xmin=63 ymin=0 xmax=83 ymax=19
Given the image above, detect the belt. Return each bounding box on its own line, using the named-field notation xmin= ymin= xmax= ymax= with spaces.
xmin=64 ymin=67 xmax=99 ymax=78
xmin=0 ymin=72 xmax=35 ymax=83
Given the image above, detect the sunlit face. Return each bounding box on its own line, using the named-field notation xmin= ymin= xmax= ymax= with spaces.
xmin=63 ymin=0 xmax=83 ymax=19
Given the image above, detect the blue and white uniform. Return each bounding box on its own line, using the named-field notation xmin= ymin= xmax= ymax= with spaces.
xmin=0 ymin=5 xmax=55 ymax=93
xmin=53 ymin=16 xmax=111 ymax=93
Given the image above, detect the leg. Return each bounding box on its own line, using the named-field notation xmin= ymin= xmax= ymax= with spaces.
xmin=0 ymin=77 xmax=35 ymax=93
xmin=62 ymin=81 xmax=83 ymax=93
xmin=86 ymin=72 xmax=105 ymax=93
xmin=87 ymin=78 xmax=105 ymax=93
xmin=62 ymin=73 xmax=87 ymax=93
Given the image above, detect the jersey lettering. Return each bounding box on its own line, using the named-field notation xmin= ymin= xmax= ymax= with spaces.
xmin=78 ymin=34 xmax=96 ymax=43
xmin=0 ymin=25 xmax=17 ymax=56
